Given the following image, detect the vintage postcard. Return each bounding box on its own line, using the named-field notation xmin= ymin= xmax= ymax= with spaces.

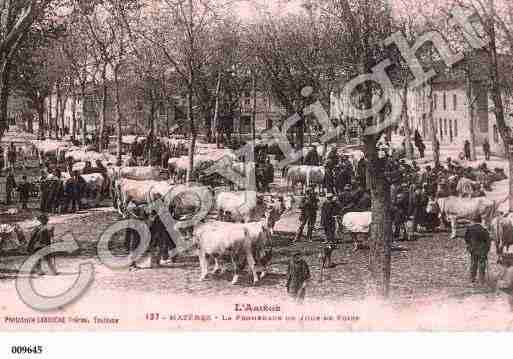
xmin=1 ymin=0 xmax=513 ymax=334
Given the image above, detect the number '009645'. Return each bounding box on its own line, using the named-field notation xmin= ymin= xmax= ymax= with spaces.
xmin=11 ymin=345 xmax=43 ymax=355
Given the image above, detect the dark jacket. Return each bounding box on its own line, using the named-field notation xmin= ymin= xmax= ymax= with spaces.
xmin=321 ymin=200 xmax=339 ymax=230
xmin=464 ymin=223 xmax=491 ymax=256
xmin=286 ymin=258 xmax=310 ymax=295
xmin=150 ymin=216 xmax=176 ymax=250
xmin=27 ymin=225 xmax=53 ymax=253
xmin=299 ymin=195 xmax=318 ymax=218
xmin=18 ymin=181 xmax=31 ymax=200
xmin=6 ymin=173 xmax=16 ymax=189
xmin=354 ymin=192 xmax=371 ymax=211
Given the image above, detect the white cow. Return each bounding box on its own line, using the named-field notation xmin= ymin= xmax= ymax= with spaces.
xmin=428 ymin=196 xmax=501 ymax=239
xmin=286 ymin=165 xmax=325 ymax=194
xmin=115 ymin=179 xmax=173 ymax=207
xmin=215 ymin=191 xmax=267 ymax=223
xmin=337 ymin=211 xmax=372 ymax=251
xmin=119 ymin=166 xmax=162 ymax=181
xmin=193 ymin=215 xmax=274 ymax=284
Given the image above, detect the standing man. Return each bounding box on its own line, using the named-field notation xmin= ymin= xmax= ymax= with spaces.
xmin=320 ymin=193 xmax=339 ymax=268
xmin=483 ymin=139 xmax=491 ymax=161
xmin=294 ymin=188 xmax=319 ymax=243
xmin=7 ymin=142 xmax=16 ymax=170
xmin=18 ymin=175 xmax=31 ymax=210
xmin=5 ymin=168 xmax=16 ymax=205
xmin=27 ymin=214 xmax=58 ymax=276
xmin=286 ymin=251 xmax=311 ymax=303
xmin=464 ymin=214 xmax=491 ymax=284
xmin=464 ymin=140 xmax=471 ymax=161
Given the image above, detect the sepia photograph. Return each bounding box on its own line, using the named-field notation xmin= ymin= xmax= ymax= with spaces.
xmin=1 ymin=0 xmax=513 ymax=340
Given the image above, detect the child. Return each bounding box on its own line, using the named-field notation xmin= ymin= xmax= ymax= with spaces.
xmin=27 ymin=214 xmax=58 ymax=276
xmin=17 ymin=175 xmax=31 ymax=210
xmin=286 ymin=251 xmax=311 ymax=303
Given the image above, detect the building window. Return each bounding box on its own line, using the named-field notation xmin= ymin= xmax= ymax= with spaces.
xmin=439 ymin=118 xmax=443 ymax=139
xmin=244 ymin=99 xmax=251 ymax=107
xmin=443 ymin=92 xmax=447 ymax=111
xmin=444 ymin=118 xmax=448 ymax=136
xmin=434 ymin=94 xmax=438 ymax=109
xmin=454 ymin=119 xmax=458 ymax=137
xmin=453 ymin=94 xmax=457 ymax=111
xmin=494 ymin=124 xmax=499 ymax=143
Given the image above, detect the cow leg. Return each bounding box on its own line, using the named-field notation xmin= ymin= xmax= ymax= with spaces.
xmin=231 ymin=255 xmax=240 ymax=285
xmin=450 ymin=217 xmax=457 ymax=239
xmin=245 ymin=246 xmax=259 ymax=285
xmin=199 ymin=250 xmax=209 ymax=281
xmin=352 ymin=233 xmax=358 ymax=252
xmin=212 ymin=256 xmax=221 ymax=274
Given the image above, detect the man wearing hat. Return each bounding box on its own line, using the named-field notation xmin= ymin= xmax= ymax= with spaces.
xmin=464 ymin=214 xmax=491 ymax=284
xmin=27 ymin=213 xmax=58 ymax=276
xmin=294 ymin=187 xmax=318 ymax=243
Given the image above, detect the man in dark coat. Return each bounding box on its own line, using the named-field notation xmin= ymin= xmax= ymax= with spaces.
xmin=263 ymin=157 xmax=274 ymax=192
xmin=357 ymin=157 xmax=367 ymax=189
xmin=483 ymin=139 xmax=491 ymax=161
xmin=464 ymin=140 xmax=471 ymax=161
xmin=464 ymin=214 xmax=491 ymax=284
xmin=286 ymin=251 xmax=311 ymax=303
xmin=411 ymin=186 xmax=428 ymax=239
xmin=320 ymin=193 xmax=339 ymax=268
xmin=149 ymin=210 xmax=176 ymax=268
xmin=18 ymin=175 xmax=31 ymax=210
xmin=27 ymin=214 xmax=58 ymax=276
xmin=5 ymin=169 xmax=16 ymax=205
xmin=294 ymin=188 xmax=319 ymax=242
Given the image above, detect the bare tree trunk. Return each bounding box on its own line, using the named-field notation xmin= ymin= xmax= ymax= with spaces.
xmin=466 ymin=73 xmax=477 ymax=161
xmin=401 ymin=83 xmax=414 ymax=159
xmin=37 ymin=100 xmax=45 ymax=139
xmin=212 ymin=72 xmax=222 ymax=148
xmin=186 ymin=85 xmax=196 ymax=184
xmin=55 ymin=83 xmax=61 ymax=139
xmin=99 ymin=64 xmax=108 ymax=151
xmin=251 ymin=70 xmax=257 ymax=144
xmin=81 ymin=84 xmax=87 ymax=145
xmin=487 ymin=0 xmax=513 ymax=211
xmin=427 ymin=82 xmax=440 ymax=167
xmin=366 ymin=136 xmax=392 ymax=298
xmin=114 ymin=65 xmax=123 ymax=164
xmin=71 ymin=90 xmax=77 ymax=140
xmin=0 ymin=59 xmax=11 ymax=136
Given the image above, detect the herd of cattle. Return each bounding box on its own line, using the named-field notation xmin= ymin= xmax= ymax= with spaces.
xmin=3 ymin=138 xmax=513 ymax=285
